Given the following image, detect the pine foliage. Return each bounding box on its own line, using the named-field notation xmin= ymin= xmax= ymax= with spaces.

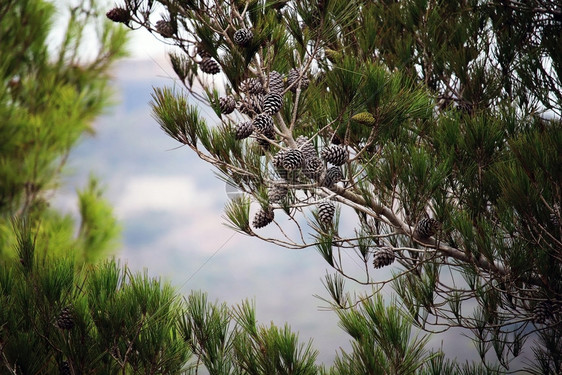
xmin=0 ymin=0 xmax=127 ymax=264
xmin=0 ymin=223 xmax=190 ymax=374
xmin=334 ymin=295 xmax=435 ymax=375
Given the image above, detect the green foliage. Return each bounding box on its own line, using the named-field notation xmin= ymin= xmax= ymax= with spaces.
xmin=334 ymin=295 xmax=435 ymax=375
xmin=232 ymin=301 xmax=319 ymax=375
xmin=224 ymin=195 xmax=252 ymax=234
xmin=0 ymin=223 xmax=191 ymax=374
xmin=0 ymin=216 xmax=511 ymax=375
xmin=177 ymin=292 xmax=442 ymax=375
xmin=151 ymin=87 xmax=202 ymax=147
xmin=0 ymin=0 xmax=127 ymax=263
xmin=77 ymin=176 xmax=121 ymax=263
xmin=7 ymin=216 xmax=450 ymax=373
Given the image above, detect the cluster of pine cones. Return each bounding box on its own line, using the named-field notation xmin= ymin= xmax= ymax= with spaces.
xmin=106 ymin=10 xmax=348 ymax=231
xmin=188 ymin=27 xmax=347 ymax=230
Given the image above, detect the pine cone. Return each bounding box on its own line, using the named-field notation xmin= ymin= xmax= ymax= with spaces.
xmin=321 ymin=145 xmax=348 ymax=166
xmin=373 ymin=247 xmax=395 ymax=269
xmin=59 ymin=361 xmax=71 ymax=375
xmin=266 ymin=71 xmax=285 ymax=94
xmin=302 ymin=157 xmax=324 ymax=180
xmin=296 ymin=136 xmax=317 ymax=160
xmin=256 ymin=125 xmax=275 ymax=150
xmin=240 ymin=77 xmax=264 ymax=94
xmin=239 ymin=94 xmax=264 ymax=116
xmin=219 ymin=96 xmax=236 ymax=114
xmin=287 ymin=68 xmax=309 ymax=93
xmin=351 ymin=112 xmax=375 ymax=126
xmin=282 ymin=149 xmax=305 ymax=171
xmin=263 ymin=93 xmax=283 ymax=115
xmin=234 ymin=121 xmax=254 ymax=140
xmin=196 ymin=44 xmax=212 ymax=59
xmin=106 ymin=7 xmax=130 ymax=23
xmin=322 ymin=166 xmax=343 ymax=187
xmin=56 ymin=306 xmax=74 ymax=330
xmin=414 ymin=218 xmax=441 ymax=240
xmin=155 ymin=20 xmax=174 ymax=38
xmin=318 ymin=200 xmax=335 ymax=225
xmin=233 ymin=28 xmax=253 ymax=46
xmin=273 ymin=151 xmax=288 ymax=179
xmin=268 ymin=181 xmax=289 ymax=203
xmin=59 ymin=361 xmax=72 ymax=375
xmin=199 ymin=57 xmax=220 ymax=74
xmin=325 ymin=48 xmax=343 ymax=62
xmin=533 ymin=301 xmax=553 ymax=324
xmin=253 ymin=208 xmax=274 ymax=228
xmin=252 ymin=113 xmax=274 ymax=134
xmin=273 ymin=150 xmax=287 ymax=165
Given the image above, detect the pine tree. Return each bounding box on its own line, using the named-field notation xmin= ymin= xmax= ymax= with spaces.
xmin=114 ymin=0 xmax=562 ymax=372
xmin=0 ymin=221 xmax=192 ymax=374
xmin=0 ymin=0 xmax=127 ymax=263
